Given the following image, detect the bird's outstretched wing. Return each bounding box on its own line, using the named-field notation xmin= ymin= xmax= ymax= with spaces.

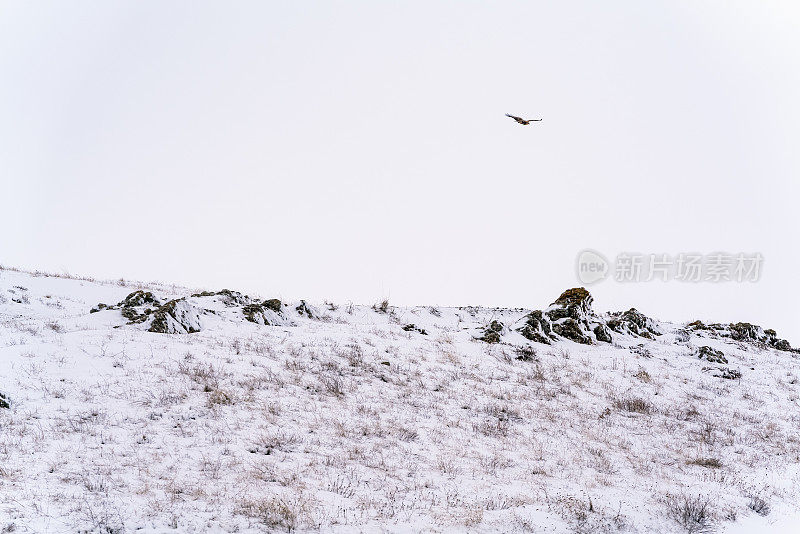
xmin=529 ymin=118 xmax=542 ymax=122
xmin=505 ymin=113 xmax=522 ymax=120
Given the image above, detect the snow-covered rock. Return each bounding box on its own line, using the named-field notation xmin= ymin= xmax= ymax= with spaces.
xmin=607 ymin=308 xmax=663 ymax=338
xmin=515 ymin=287 xmax=613 ymax=345
xmin=148 ymin=298 xmax=205 ymax=334
xmin=90 ymin=289 xmax=292 ymax=333
xmin=698 ymin=345 xmax=728 ymax=364
xmin=688 ymin=320 xmax=794 ymax=352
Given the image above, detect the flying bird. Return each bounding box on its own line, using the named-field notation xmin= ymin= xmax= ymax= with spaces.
xmin=506 ymin=113 xmax=542 ymax=125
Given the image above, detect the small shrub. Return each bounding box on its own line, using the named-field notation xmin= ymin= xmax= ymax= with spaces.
xmin=747 ymin=495 xmax=770 ymax=516
xmin=249 ymin=430 xmax=301 ymax=455
xmin=665 ymin=494 xmax=715 ymax=533
xmin=340 ymin=343 xmax=364 ymax=367
xmin=474 ymin=417 xmax=510 ymax=437
xmin=714 ymin=367 xmax=741 ymax=380
xmin=237 ymin=496 xmax=300 ymax=531
xmin=207 ymin=388 xmax=233 ymax=406
xmin=45 ymin=321 xmax=64 ymax=333
xmin=178 ymin=361 xmax=223 ymax=390
xmin=515 ymin=345 xmax=537 ymax=361
xmin=396 ymin=427 xmax=418 ymax=442
xmin=491 ymin=348 xmax=514 ymax=364
xmin=319 ymin=375 xmax=345 ymax=397
xmin=634 ymin=368 xmax=652 ymax=382
xmin=612 ymin=396 xmax=653 ymax=414
xmin=687 ymin=457 xmax=722 ymax=469
xmin=629 ymin=344 xmax=652 ymax=358
xmin=327 ymin=476 xmax=356 ymax=498
xmin=690 ymin=421 xmax=717 ymax=446
xmin=483 ymin=403 xmax=522 ymax=421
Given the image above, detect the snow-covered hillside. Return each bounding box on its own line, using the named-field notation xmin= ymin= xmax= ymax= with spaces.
xmin=1 ymin=266 xmax=799 ymax=533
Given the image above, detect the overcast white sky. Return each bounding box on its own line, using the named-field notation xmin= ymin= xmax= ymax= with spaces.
xmin=1 ymin=1 xmax=798 ymax=341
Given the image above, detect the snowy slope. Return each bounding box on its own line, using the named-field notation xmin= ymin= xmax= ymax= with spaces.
xmin=0 ymin=266 xmax=799 ymax=533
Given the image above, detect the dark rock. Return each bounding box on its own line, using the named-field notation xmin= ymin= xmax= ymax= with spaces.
xmin=552 ymin=287 xmax=593 ymax=310
xmin=772 ymin=338 xmax=791 ymax=351
xmin=698 ymin=346 xmax=727 ymax=364
xmin=762 ymin=327 xmax=792 ymax=351
xmin=729 ymin=322 xmax=763 ymax=342
xmin=119 ymin=290 xmax=161 ymax=309
xmin=729 ymin=322 xmax=792 ymax=351
xmin=95 ymin=287 xmax=289 ymax=333
xmin=242 ymin=303 xmax=270 ymax=325
xmin=518 ymin=310 xmax=554 ymax=345
xmin=214 ymin=289 xmax=249 ymax=307
xmin=674 ymin=329 xmax=691 ymax=343
xmin=687 ymin=320 xmax=793 ymax=351
xmin=487 ymin=320 xmax=504 ymax=333
xmin=478 ymin=321 xmax=504 ymax=343
xmin=121 ymin=307 xmax=149 ymax=324
xmin=263 ymin=299 xmax=282 ymax=313
xmin=296 ymin=300 xmax=315 ymax=318
xmin=403 ymin=324 xmax=428 ymax=335
xmin=149 ymin=299 xmax=203 ymax=334
xmin=552 ymin=318 xmax=593 ymax=345
xmin=481 ymin=331 xmax=501 ymax=344
xmin=544 ymin=288 xmax=607 ymax=344
xmin=593 ymin=324 xmax=613 ymax=343
xmin=0 ymin=392 xmax=10 ymax=409
xmin=515 ymin=288 xmax=613 ymax=344
xmin=607 ymin=308 xmax=661 ymax=338
xmin=92 ymin=291 xmax=162 ymax=324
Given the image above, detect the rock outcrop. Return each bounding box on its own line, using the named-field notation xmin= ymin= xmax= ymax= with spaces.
xmin=518 ymin=310 xmax=555 ymax=345
xmin=149 ymin=299 xmax=204 ymax=334
xmin=545 ymin=288 xmax=609 ymax=345
xmin=516 ymin=288 xmax=612 ymax=345
xmin=241 ymin=299 xmax=285 ymax=326
xmin=479 ymin=320 xmax=504 ymax=343
xmin=263 ymin=299 xmax=282 ymax=313
xmin=295 ymin=300 xmax=317 ymax=319
xmin=697 ymin=346 xmax=727 ymax=364
xmin=688 ymin=320 xmax=792 ymax=352
xmin=93 ymin=289 xmax=289 ymax=334
xmin=729 ymin=322 xmax=792 ymax=351
xmin=607 ymin=308 xmax=662 ymax=339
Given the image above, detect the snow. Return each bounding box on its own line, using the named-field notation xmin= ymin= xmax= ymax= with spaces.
xmin=1 ymin=266 xmax=799 ymax=533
